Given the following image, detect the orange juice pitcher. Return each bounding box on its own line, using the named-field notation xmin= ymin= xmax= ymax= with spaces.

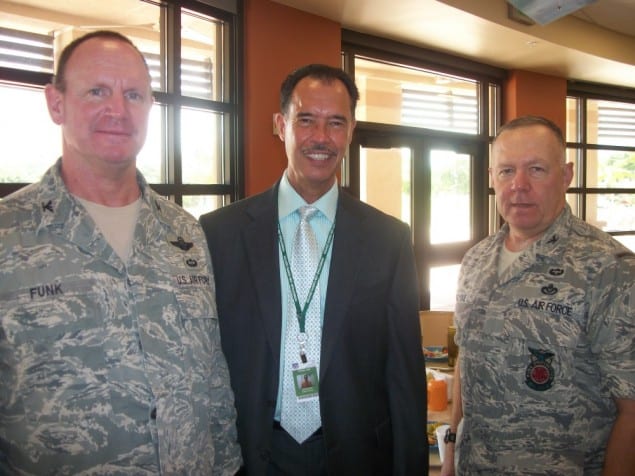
xmin=427 ymin=379 xmax=448 ymax=411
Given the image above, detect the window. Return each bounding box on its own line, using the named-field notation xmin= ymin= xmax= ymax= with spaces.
xmin=566 ymin=85 xmax=635 ymax=251
xmin=342 ymin=32 xmax=503 ymax=310
xmin=352 ymin=57 xmax=479 ymax=134
xmin=0 ymin=0 xmax=241 ymax=218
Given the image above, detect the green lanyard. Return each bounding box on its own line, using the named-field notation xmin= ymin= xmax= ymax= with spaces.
xmin=277 ymin=218 xmax=335 ymax=336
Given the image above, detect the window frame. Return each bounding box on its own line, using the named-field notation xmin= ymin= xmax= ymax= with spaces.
xmin=566 ymin=81 xmax=635 ymax=240
xmin=0 ymin=0 xmax=244 ymax=210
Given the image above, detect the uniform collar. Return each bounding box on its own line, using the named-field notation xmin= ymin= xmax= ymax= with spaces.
xmin=35 ymin=158 xmax=163 ymax=225
xmin=497 ymin=204 xmax=572 ymax=264
xmin=33 ymin=159 xmax=171 ymax=261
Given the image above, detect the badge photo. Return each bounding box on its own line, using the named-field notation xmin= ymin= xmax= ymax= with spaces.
xmin=292 ymin=364 xmax=319 ymax=400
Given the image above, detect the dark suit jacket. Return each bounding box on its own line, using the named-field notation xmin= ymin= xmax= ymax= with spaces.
xmin=200 ymin=183 xmax=428 ymax=475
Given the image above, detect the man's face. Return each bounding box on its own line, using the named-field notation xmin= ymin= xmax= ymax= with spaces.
xmin=275 ymin=77 xmax=355 ymax=203
xmin=45 ymin=37 xmax=153 ymax=171
xmin=490 ymin=124 xmax=574 ymax=241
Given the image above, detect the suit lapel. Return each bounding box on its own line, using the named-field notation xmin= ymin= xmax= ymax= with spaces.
xmin=243 ymin=186 xmax=283 ymax=363
xmin=320 ymin=193 xmax=364 ymax=378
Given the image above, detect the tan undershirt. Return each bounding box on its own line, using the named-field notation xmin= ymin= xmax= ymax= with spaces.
xmin=76 ymin=196 xmax=141 ymax=262
xmin=498 ymin=244 xmax=523 ymax=277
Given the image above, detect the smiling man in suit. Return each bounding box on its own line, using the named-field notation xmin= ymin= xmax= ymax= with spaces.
xmin=200 ymin=63 xmax=428 ymax=475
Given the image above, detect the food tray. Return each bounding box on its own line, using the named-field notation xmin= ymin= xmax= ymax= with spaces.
xmin=423 ymin=345 xmax=448 ymax=362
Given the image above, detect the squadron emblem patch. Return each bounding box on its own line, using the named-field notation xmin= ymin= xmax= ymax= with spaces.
xmin=525 ymin=347 xmax=555 ymax=391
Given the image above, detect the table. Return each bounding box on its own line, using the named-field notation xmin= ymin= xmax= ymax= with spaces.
xmin=429 ymin=402 xmax=452 ymax=470
xmin=427 ymin=362 xmax=455 ymax=473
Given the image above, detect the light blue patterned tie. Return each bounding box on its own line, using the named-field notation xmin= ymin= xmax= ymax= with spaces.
xmin=280 ymin=206 xmax=322 ymax=443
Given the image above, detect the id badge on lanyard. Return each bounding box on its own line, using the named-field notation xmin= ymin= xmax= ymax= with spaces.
xmin=278 ymin=220 xmax=335 ymax=403
xmin=291 ymin=361 xmax=319 ymax=401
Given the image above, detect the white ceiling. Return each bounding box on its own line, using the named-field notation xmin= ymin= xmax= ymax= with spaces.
xmin=3 ymin=0 xmax=635 ymax=88
xmin=272 ymin=0 xmax=635 ymax=89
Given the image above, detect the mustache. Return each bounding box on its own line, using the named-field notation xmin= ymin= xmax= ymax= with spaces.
xmin=302 ymin=143 xmax=336 ymax=155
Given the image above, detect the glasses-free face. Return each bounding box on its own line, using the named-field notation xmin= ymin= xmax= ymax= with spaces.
xmin=45 ymin=37 xmax=153 ymax=173
xmin=490 ymin=124 xmax=573 ymax=246
xmin=275 ymin=77 xmax=356 ymax=204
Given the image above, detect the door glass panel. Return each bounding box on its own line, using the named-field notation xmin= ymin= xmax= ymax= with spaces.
xmin=356 ymin=138 xmax=477 ymax=311
xmin=430 ymin=149 xmax=471 ymax=244
xmin=359 ymin=146 xmax=411 ymax=225
xmin=430 ymin=264 xmax=460 ymax=311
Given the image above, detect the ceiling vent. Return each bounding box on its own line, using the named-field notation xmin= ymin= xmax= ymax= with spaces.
xmin=506 ymin=0 xmax=597 ymax=25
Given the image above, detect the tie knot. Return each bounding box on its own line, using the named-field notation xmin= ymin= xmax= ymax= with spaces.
xmin=298 ymin=205 xmax=318 ymax=222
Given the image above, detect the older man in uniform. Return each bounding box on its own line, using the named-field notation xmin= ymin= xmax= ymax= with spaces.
xmin=441 ymin=115 xmax=635 ymax=476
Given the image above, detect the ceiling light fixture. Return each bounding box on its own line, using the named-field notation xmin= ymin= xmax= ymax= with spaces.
xmin=506 ymin=0 xmax=597 ymax=25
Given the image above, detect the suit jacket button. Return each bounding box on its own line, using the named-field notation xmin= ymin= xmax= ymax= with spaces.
xmin=260 ymin=450 xmax=270 ymax=461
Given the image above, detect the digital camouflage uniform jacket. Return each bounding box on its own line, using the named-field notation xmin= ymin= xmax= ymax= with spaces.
xmin=0 ymin=160 xmax=241 ymax=475
xmin=455 ymin=204 xmax=635 ymax=475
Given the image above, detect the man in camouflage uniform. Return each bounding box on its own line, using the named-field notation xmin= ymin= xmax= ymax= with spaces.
xmin=0 ymin=31 xmax=241 ymax=475
xmin=441 ymin=116 xmax=635 ymax=476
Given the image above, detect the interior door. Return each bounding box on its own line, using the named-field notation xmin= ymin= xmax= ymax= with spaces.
xmin=350 ymin=130 xmax=485 ymax=310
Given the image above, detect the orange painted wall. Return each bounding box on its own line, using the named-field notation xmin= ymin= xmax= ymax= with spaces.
xmin=243 ymin=0 xmax=341 ymax=196
xmin=504 ymin=70 xmax=567 ymax=132
xmin=243 ymin=3 xmax=569 ymax=195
